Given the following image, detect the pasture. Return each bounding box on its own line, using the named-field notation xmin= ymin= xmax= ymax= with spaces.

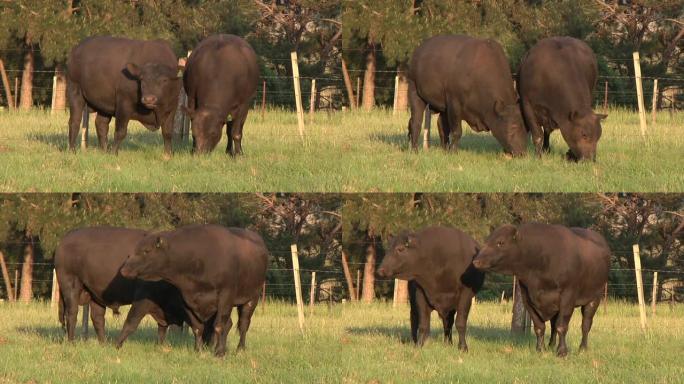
xmin=0 ymin=108 xmax=682 ymax=192
xmin=0 ymin=300 xmax=682 ymax=383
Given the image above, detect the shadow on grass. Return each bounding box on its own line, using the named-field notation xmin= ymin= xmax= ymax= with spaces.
xmin=27 ymin=131 xmax=194 ymax=154
xmin=368 ymin=130 xmax=506 ymax=155
xmin=345 ymin=324 xmax=532 ymax=346
xmin=15 ymin=324 xmax=195 ymax=348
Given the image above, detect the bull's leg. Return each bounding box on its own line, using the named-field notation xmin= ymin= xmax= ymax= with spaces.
xmin=67 ymin=79 xmax=86 ymax=151
xmin=115 ymin=299 xmax=155 ymax=349
xmin=555 ymin=292 xmax=576 ymax=357
xmin=542 ymin=128 xmax=552 ymax=153
xmin=89 ymin=302 xmax=107 ymax=343
xmin=409 ymin=283 xmax=420 ymax=344
xmin=227 ymin=103 xmax=249 ymax=156
xmin=94 ymin=113 xmax=111 ymax=151
xmin=409 ymin=282 xmax=431 ymax=347
xmin=61 ymin=277 xmax=82 ymax=342
xmin=579 ymin=297 xmax=601 ymax=351
xmin=548 ymin=313 xmax=559 ymax=348
xmin=440 ymin=309 xmax=456 ymax=344
xmin=160 ymin=111 xmax=175 ymax=158
xmin=212 ymin=297 xmax=235 ymax=357
xmin=521 ymin=100 xmax=544 ymax=156
xmin=111 ymin=112 xmax=130 ymax=155
xmin=437 ymin=113 xmax=451 ymax=149
xmin=407 ymin=80 xmax=427 ymax=150
xmin=157 ymin=325 xmax=169 ymax=345
xmin=518 ymin=284 xmax=548 ymax=352
xmin=236 ymin=297 xmax=259 ymax=351
xmin=455 ymin=292 xmax=474 ymax=351
xmin=445 ymin=101 xmax=462 ymax=151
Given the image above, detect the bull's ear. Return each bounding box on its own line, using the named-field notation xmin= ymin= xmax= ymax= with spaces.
xmin=596 ymin=113 xmax=608 ymax=121
xmin=126 ymin=63 xmax=141 ymax=79
xmin=494 ymin=100 xmax=505 ymax=117
xmin=569 ymin=110 xmax=579 ymax=122
xmin=155 ymin=236 xmax=167 ymax=249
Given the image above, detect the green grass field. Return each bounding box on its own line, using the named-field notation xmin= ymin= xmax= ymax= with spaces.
xmin=0 ymin=108 xmax=682 ymax=192
xmin=0 ymin=301 xmax=682 ymax=383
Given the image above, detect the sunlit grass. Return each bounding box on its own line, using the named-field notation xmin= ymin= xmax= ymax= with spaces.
xmin=0 ymin=107 xmax=682 ymax=192
xmin=0 ymin=300 xmax=682 ymax=383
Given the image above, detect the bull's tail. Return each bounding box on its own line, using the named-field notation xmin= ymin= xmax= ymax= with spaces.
xmin=58 ymin=292 xmax=66 ymax=331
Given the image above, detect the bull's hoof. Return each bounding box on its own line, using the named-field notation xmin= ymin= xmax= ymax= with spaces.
xmin=458 ymin=343 xmax=468 ymax=352
xmin=556 ymin=348 xmax=568 ymax=357
xmin=162 ymin=153 xmax=172 ymax=161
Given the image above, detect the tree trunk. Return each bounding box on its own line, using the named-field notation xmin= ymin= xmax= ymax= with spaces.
xmin=395 ymin=64 xmax=409 ymax=112
xmin=19 ymin=45 xmax=34 ymax=110
xmin=341 ymin=58 xmax=356 ymax=110
xmin=341 ymin=250 xmax=357 ymax=301
xmin=19 ymin=242 xmax=34 ymax=302
xmin=361 ymin=231 xmax=377 ymax=303
xmin=511 ymin=277 xmax=529 ymax=334
xmin=362 ymin=43 xmax=376 ymax=111
xmin=0 ymin=251 xmax=15 ymax=301
xmin=395 ymin=279 xmax=408 ymax=304
xmin=54 ymin=64 xmax=67 ymax=111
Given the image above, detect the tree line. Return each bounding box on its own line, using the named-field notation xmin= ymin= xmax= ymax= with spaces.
xmin=0 ymin=193 xmax=681 ymax=304
xmin=0 ymin=1 xmax=681 ymax=111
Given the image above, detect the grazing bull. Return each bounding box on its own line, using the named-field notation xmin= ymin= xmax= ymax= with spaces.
xmin=518 ymin=37 xmax=607 ymax=161
xmin=377 ymin=226 xmax=485 ymax=351
xmin=67 ymin=36 xmax=181 ymax=156
xmin=472 ymin=223 xmax=610 ymax=357
xmin=120 ymin=224 xmax=268 ymax=357
xmin=54 ymin=227 xmax=208 ymax=347
xmin=182 ymin=35 xmax=259 ymax=155
xmin=408 ymin=35 xmax=527 ymax=155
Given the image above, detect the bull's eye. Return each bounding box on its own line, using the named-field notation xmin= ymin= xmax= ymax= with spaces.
xmin=397 ymin=245 xmax=406 ymax=252
xmin=496 ymin=240 xmax=503 ymax=248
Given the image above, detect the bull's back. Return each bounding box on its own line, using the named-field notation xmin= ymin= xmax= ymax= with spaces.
xmin=520 ymin=37 xmax=597 ymax=98
xmin=55 ymin=227 xmax=146 ymax=304
xmin=410 ymin=35 xmax=515 ymax=109
xmin=185 ymin=35 xmax=259 ymax=102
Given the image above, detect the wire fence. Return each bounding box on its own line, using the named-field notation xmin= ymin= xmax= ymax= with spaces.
xmin=1 ymin=63 xmax=683 ymax=111
xmin=1 ymin=259 xmax=683 ymax=304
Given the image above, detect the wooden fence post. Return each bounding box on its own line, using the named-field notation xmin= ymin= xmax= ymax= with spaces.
xmin=632 ymin=52 xmax=647 ymax=138
xmin=82 ymin=303 xmax=89 ymax=338
xmin=603 ymin=283 xmax=608 ymax=314
xmin=290 ymin=51 xmax=305 ymax=141
xmin=309 ymin=271 xmax=316 ymax=315
xmin=51 ymin=76 xmax=57 ymax=114
xmin=633 ymin=244 xmax=647 ymax=330
xmin=81 ymin=109 xmax=89 ymax=149
xmin=309 ymin=79 xmax=316 ymax=123
xmin=261 ymin=80 xmax=266 ymax=120
xmin=14 ymin=77 xmax=18 ymax=109
xmin=651 ymin=271 xmax=658 ymax=316
xmin=651 ymin=79 xmax=658 ymax=125
xmin=356 ymin=77 xmax=361 ymax=109
xmin=51 ymin=269 xmax=60 ymax=308
xmin=423 ymin=105 xmax=430 ymax=149
xmin=355 ymin=270 xmax=361 ymax=301
xmin=261 ymin=282 xmax=266 ymax=312
xmin=392 ymin=76 xmax=399 ymax=115
xmin=392 ymin=278 xmax=399 ymax=308
xmin=341 ymin=250 xmax=357 ymax=301
xmin=291 ymin=244 xmax=305 ymax=333
xmin=603 ymin=81 xmax=608 ymax=112
xmin=14 ymin=269 xmax=18 ymax=301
